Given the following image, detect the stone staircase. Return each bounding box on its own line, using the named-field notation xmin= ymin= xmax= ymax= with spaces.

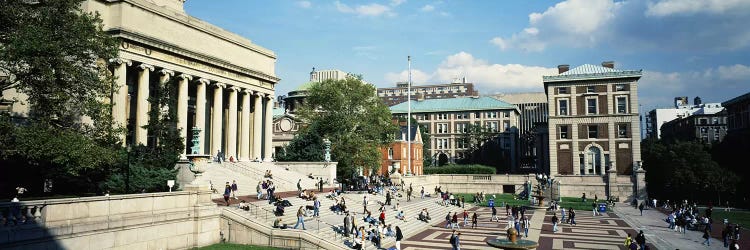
xmin=200 ymin=162 xmax=322 ymax=197
xmin=227 ymin=190 xmax=473 ymax=249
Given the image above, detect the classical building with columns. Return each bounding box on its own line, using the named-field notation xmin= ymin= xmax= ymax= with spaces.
xmin=2 ymin=0 xmax=279 ymax=161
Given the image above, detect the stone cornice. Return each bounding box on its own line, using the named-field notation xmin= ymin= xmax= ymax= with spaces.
xmin=100 ymin=0 xmax=276 ymax=59
xmin=109 ymin=29 xmax=280 ymax=83
xmin=543 ymin=70 xmax=643 ymax=83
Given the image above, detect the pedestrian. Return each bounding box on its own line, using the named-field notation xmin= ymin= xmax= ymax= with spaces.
xmin=319 ymin=178 xmax=323 ymax=192
xmin=379 ymin=210 xmax=386 ymax=225
xmin=624 ymin=233 xmax=632 ymax=247
xmin=561 ymin=207 xmax=566 ymax=223
xmin=445 ymin=212 xmax=452 ymax=228
xmin=569 ymin=208 xmax=576 ymax=225
xmin=463 ymin=210 xmax=469 ymax=226
xmin=293 ymin=206 xmax=306 ymax=230
xmin=344 ymin=213 xmax=351 ymax=237
xmin=461 ymin=196 xmax=465 ymax=208
xmin=407 ymin=186 xmax=412 ymax=202
xmin=313 ymin=197 xmax=320 ymax=217
xmin=471 ymin=212 xmax=478 ymax=229
xmin=420 ymin=186 xmax=425 ymax=199
xmin=256 ymin=181 xmax=263 ymax=200
xmin=521 ymin=216 xmax=530 ymax=238
xmin=551 ymin=214 xmax=559 ymax=233
xmin=506 ymin=203 xmax=510 ymax=216
xmin=592 ymin=202 xmax=599 ymax=216
xmin=450 ymin=230 xmax=460 ymax=250
xmin=386 ymin=191 xmax=392 ymax=206
xmin=639 ymin=202 xmax=644 ymax=216
xmin=231 ymin=180 xmax=238 ymax=199
xmin=701 ymin=226 xmax=711 ymax=246
xmin=297 ymin=179 xmax=302 ymax=194
xmin=491 ymin=205 xmax=498 ymax=222
xmin=452 ymin=212 xmax=460 ymax=229
xmin=223 ymin=182 xmax=231 ymax=206
xmin=395 ymin=226 xmax=403 ymax=250
xmin=363 ymin=194 xmax=368 ymax=213
xmin=635 ymin=230 xmax=646 ymax=250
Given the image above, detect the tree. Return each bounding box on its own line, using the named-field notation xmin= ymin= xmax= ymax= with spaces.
xmin=456 ymin=124 xmax=507 ymax=171
xmin=276 ymin=128 xmax=325 ymax=162
xmin=296 ymin=77 xmax=398 ymax=179
xmin=0 ymin=0 xmax=121 ymax=196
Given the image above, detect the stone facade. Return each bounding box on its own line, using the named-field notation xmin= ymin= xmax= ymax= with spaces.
xmin=544 ymin=62 xmax=645 ymax=200
xmin=1 ymin=0 xmax=280 ymax=161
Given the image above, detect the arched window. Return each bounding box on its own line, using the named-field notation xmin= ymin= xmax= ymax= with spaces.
xmin=585 ymin=146 xmax=602 ymax=175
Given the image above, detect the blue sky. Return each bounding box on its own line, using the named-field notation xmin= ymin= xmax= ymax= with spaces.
xmin=185 ymin=0 xmax=750 ymax=111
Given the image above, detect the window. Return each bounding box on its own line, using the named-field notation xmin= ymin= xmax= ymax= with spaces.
xmin=616 ymin=96 xmax=628 ymax=114
xmin=503 ymin=111 xmax=510 ymax=118
xmin=456 ymin=123 xmax=468 ymax=133
xmin=456 ymin=138 xmax=467 ymax=149
xmin=558 ymin=87 xmax=569 ymax=94
xmin=456 ymin=113 xmax=469 ymax=119
xmin=437 ymin=138 xmax=450 ymax=149
xmin=437 ymin=123 xmax=448 ymax=134
xmin=618 ymin=124 xmax=628 ymax=138
xmin=588 ymin=125 xmax=599 ymax=138
xmin=615 ymin=84 xmax=627 ymax=91
xmin=558 ymin=99 xmax=569 ymax=116
xmin=487 ymin=112 xmax=498 ymax=118
xmin=587 ymin=86 xmax=596 ymax=93
xmin=587 ymin=98 xmax=598 ymax=115
xmin=486 ymin=121 xmax=498 ymax=132
xmin=437 ymin=113 xmax=449 ymax=120
xmin=503 ymin=121 xmax=510 ymax=131
xmin=712 ymin=117 xmax=719 ymax=124
xmin=560 ymin=125 xmax=569 ymax=139
xmin=699 ymin=118 xmax=708 ymax=125
xmin=475 ymin=112 xmax=481 ymax=118
xmin=388 ymin=148 xmax=393 ymax=159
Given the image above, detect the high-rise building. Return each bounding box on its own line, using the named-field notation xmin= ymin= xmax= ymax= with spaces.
xmin=645 ymin=97 xmax=724 ymax=139
xmin=377 ymin=79 xmax=479 ymax=106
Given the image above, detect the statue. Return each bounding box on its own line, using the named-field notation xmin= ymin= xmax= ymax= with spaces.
xmin=323 ymin=138 xmax=331 ymax=162
xmin=507 ymin=227 xmax=518 ymax=244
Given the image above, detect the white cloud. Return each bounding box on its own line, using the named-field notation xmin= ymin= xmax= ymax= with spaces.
xmin=491 ymin=0 xmax=750 ymax=52
xmin=420 ymin=5 xmax=435 ymax=12
xmin=297 ymin=1 xmax=311 ymax=8
xmin=716 ymin=64 xmax=750 ymax=81
xmin=390 ymin=0 xmax=406 ymax=7
xmin=638 ymin=65 xmax=750 ymax=109
xmin=335 ymin=1 xmax=395 ymax=17
xmin=646 ymin=0 xmax=750 ymax=16
xmin=385 ymin=69 xmax=432 ymax=84
xmin=384 ymin=52 xmax=557 ymax=93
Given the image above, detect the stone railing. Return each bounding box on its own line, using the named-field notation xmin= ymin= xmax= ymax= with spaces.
xmin=221 ymin=208 xmax=346 ymax=249
xmin=472 ymin=175 xmax=492 ymax=181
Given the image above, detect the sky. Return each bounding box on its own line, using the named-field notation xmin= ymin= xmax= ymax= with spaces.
xmin=184 ymin=0 xmax=750 ymax=111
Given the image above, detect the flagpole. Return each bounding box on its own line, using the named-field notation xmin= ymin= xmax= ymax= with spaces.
xmin=407 ymin=56 xmax=412 ymax=176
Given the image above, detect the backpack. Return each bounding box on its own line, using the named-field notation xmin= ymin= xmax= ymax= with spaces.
xmin=449 ymin=235 xmax=456 ymax=245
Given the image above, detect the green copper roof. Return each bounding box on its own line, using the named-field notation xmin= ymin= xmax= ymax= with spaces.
xmin=543 ymin=64 xmax=642 ymax=82
xmin=294 ymin=81 xmax=317 ymax=91
xmin=390 ymin=96 xmax=516 ymax=114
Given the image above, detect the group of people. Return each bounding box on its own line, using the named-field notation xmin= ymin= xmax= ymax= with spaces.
xmin=549 ymin=205 xmax=577 ymax=233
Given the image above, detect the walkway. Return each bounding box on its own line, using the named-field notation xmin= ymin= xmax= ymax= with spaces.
xmin=614 ymin=205 xmax=726 ymax=250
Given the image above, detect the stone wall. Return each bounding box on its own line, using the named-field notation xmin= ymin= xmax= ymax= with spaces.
xmin=0 ymin=190 xmax=220 ymax=250
xmin=274 ymin=162 xmax=337 ymax=184
xmin=220 ymin=209 xmax=345 ymax=249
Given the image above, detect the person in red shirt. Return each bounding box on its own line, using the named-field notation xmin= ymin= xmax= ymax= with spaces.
xmin=379 ymin=211 xmax=386 ymax=225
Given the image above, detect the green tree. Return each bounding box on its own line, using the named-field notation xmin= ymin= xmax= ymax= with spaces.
xmin=0 ymin=0 xmax=121 ymax=195
xmin=276 ymin=127 xmax=325 ymax=162
xmin=296 ymin=77 xmax=398 ymax=179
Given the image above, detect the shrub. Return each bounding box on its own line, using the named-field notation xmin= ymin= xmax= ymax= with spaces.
xmin=424 ymin=164 xmax=496 ymax=175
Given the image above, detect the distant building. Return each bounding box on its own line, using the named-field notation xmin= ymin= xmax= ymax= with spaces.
xmin=723 ymin=92 xmax=750 ymax=137
xmin=389 ymin=96 xmax=520 ymax=170
xmin=660 ymin=112 xmax=728 ymax=144
xmin=645 ymin=97 xmax=724 ymax=139
xmin=375 ymin=125 xmax=424 ymax=176
xmin=493 ymin=92 xmax=549 ymax=173
xmin=309 ymin=68 xmax=353 ymax=82
xmin=377 ymin=79 xmax=479 ymax=106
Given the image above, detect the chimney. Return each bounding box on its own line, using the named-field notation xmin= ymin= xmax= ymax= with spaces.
xmin=557 ymin=65 xmax=570 ymax=74
xmin=601 ymin=61 xmax=615 ymax=69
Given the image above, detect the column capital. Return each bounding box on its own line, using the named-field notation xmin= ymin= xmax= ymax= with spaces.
xmin=243 ymin=89 xmax=254 ymax=95
xmin=159 ymin=69 xmax=174 ymax=76
xmin=108 ymin=58 xmax=132 ymax=66
xmin=198 ymin=78 xmax=211 ymax=85
xmin=214 ymin=82 xmax=227 ymax=89
xmin=254 ymin=91 xmax=265 ymax=97
xmin=137 ymin=63 xmax=155 ymax=71
xmin=229 ymin=86 xmax=241 ymax=92
xmin=178 ymin=74 xmax=193 ymax=81
xmin=266 ymin=94 xmax=275 ymax=100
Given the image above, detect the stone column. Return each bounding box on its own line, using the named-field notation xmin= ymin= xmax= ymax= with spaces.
xmin=135 ymin=63 xmax=154 ymax=146
xmin=252 ymin=92 xmax=263 ymax=160
xmin=240 ymin=90 xmax=252 ymax=160
xmin=227 ymin=87 xmax=239 ymax=160
xmin=177 ymin=74 xmax=192 ymax=158
xmin=196 ymin=79 xmax=209 ymax=154
xmin=211 ymin=83 xmax=226 ymax=157
xmin=264 ymin=94 xmax=274 ymax=161
xmin=109 ymin=58 xmax=131 ymax=146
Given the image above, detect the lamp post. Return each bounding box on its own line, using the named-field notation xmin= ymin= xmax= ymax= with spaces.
xmin=125 ymin=145 xmax=131 ymax=194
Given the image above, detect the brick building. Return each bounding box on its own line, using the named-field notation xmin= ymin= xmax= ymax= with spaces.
xmin=376 ymin=125 xmax=424 ymax=176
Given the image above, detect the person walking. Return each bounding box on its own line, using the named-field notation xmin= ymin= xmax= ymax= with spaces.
xmin=450 ymin=230 xmax=460 ymax=250
xmin=420 ymin=186 xmax=425 ymax=199
xmin=231 ymin=180 xmax=238 ymax=199
xmin=635 ymin=230 xmax=646 ymax=250
xmin=223 ymin=182 xmax=231 ymax=206
xmin=256 ymin=181 xmax=263 ymax=200
xmin=551 ymin=214 xmax=559 ymax=233
xmin=491 ymin=206 xmax=498 ymax=222
xmin=521 ymin=216 xmax=530 ymax=238
xmin=462 ymin=210 xmax=469 ymax=226
xmin=445 ymin=212 xmax=452 ymax=228
xmin=293 ymin=206 xmax=306 ymax=230
xmin=592 ymin=202 xmax=599 ymax=216
xmin=471 ymin=212 xmax=478 ymax=229
xmin=297 ymin=179 xmax=302 ymax=194
xmin=561 ymin=207 xmax=566 ymax=223
xmin=452 ymin=212 xmax=460 ymax=229
xmin=313 ymin=197 xmax=320 ymax=217
xmin=569 ymin=208 xmax=577 ymax=226
xmin=344 ymin=213 xmax=351 ymax=238
xmin=395 ymin=226 xmax=403 ymax=250
xmin=624 ymin=233 xmax=632 ymax=247
xmin=638 ymin=202 xmax=644 ymax=216
xmin=701 ymin=226 xmax=711 ymax=246
xmin=363 ymin=194 xmax=368 ymax=214
xmin=318 ymin=178 xmax=323 ymax=192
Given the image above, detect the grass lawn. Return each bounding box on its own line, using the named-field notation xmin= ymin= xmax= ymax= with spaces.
xmin=192 ymin=243 xmax=281 ymax=250
xmin=453 ymin=193 xmax=607 ymax=212
xmin=711 ymin=209 xmax=750 ymax=227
